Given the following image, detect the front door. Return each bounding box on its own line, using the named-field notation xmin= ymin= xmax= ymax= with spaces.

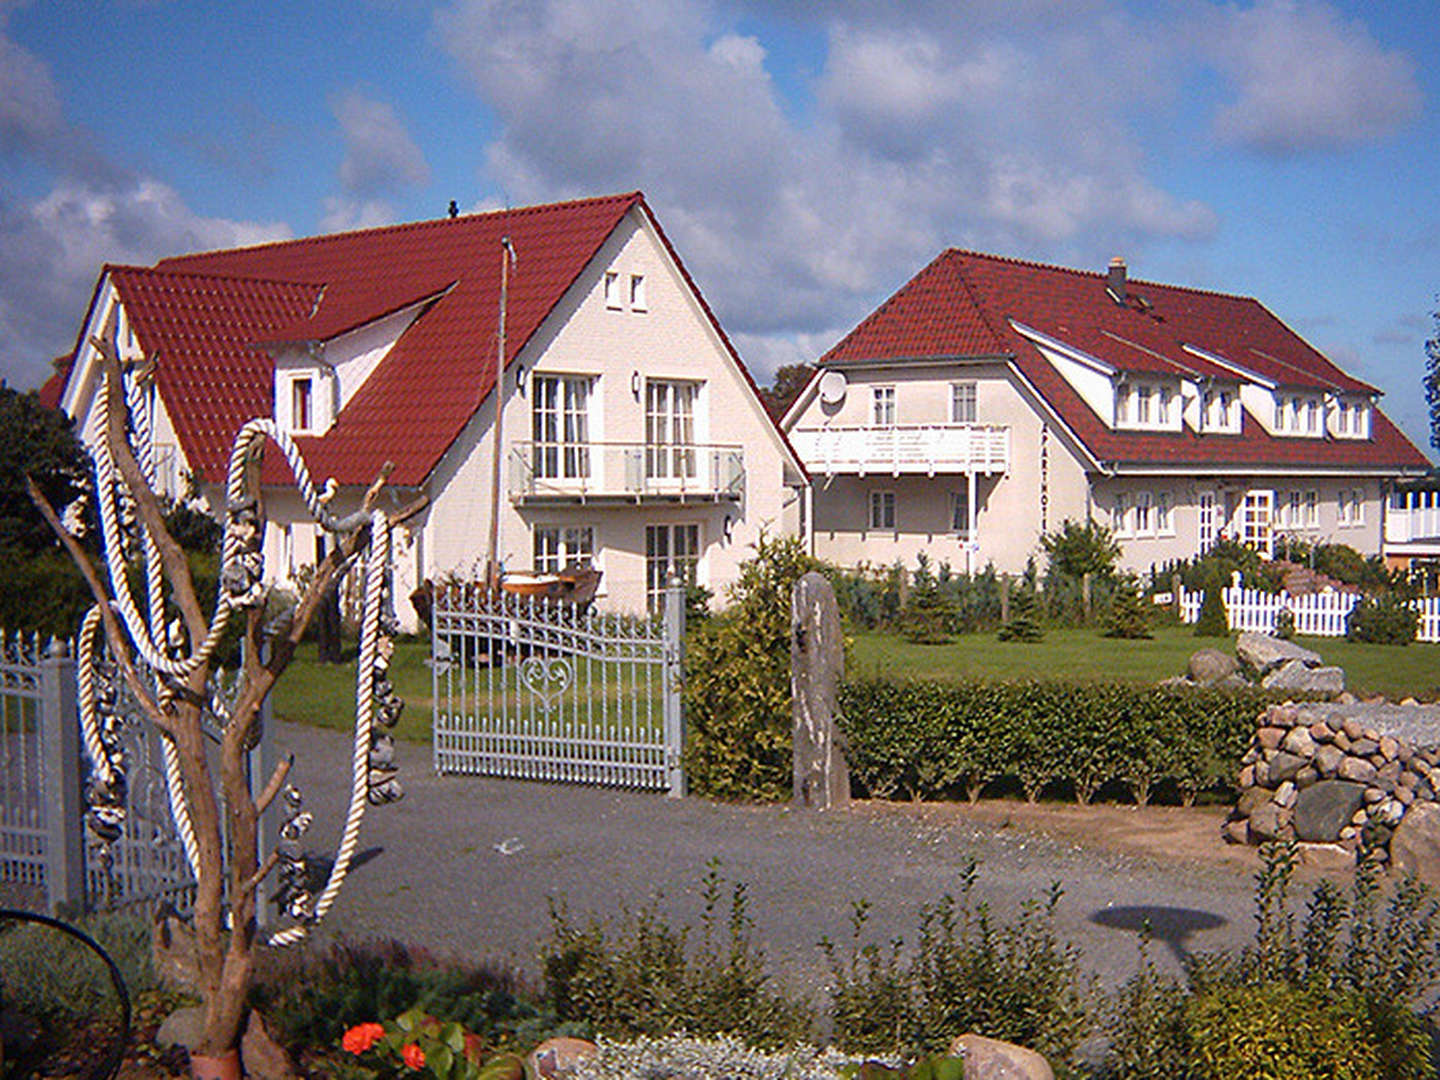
xmin=1242 ymin=490 xmax=1274 ymax=557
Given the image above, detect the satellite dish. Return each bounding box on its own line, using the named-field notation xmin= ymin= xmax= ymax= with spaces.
xmin=818 ymin=370 xmax=847 ymax=405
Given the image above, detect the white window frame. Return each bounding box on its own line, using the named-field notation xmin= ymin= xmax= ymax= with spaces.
xmin=951 ymin=382 xmax=977 ymax=424
xmin=951 ymin=489 xmax=970 ymax=537
xmin=869 ymin=490 xmax=896 ymax=531
xmin=1115 ymin=386 xmax=1129 ymax=425
xmin=1134 ymin=491 xmax=1154 ymax=537
xmin=1197 ymin=490 xmax=1216 ymax=551
xmin=1135 ymin=385 xmax=1151 ymax=425
xmin=645 ymin=522 xmax=700 ymax=612
xmin=1113 ymin=492 xmax=1131 ymax=538
xmin=872 ymin=385 xmax=896 ymax=427
xmin=1156 ymin=491 xmax=1174 ymax=536
xmin=291 ymin=376 xmax=313 ymax=433
xmin=1338 ymin=487 xmax=1365 ymax=527
xmin=629 ymin=274 xmax=647 ymax=312
xmin=532 ymin=374 xmax=594 ymax=480
xmin=645 ymin=379 xmax=699 ymax=480
xmin=604 ymin=271 xmax=621 ymax=309
xmin=1305 ymin=490 xmax=1319 ymax=528
xmin=1156 ymin=386 xmax=1171 ymax=426
xmin=534 ymin=524 xmax=596 ymax=574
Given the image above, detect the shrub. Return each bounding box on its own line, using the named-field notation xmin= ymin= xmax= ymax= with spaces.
xmin=0 ymin=546 xmax=91 ymax=637
xmin=1192 ymin=586 xmax=1228 ymax=637
xmin=1346 ymin=592 xmax=1419 ymax=645
xmin=1274 ymin=608 xmax=1296 ymax=640
xmin=1040 ymin=519 xmax=1120 ymax=578
xmin=683 ymin=533 xmax=820 ymax=800
xmin=996 ymin=587 xmax=1043 ymax=643
xmin=1105 ymin=931 xmax=1189 ymax=1080
xmin=824 ymin=863 xmax=1092 ymax=1065
xmin=899 ymin=555 xmax=955 ymax=644
xmin=838 ymin=678 xmax=1270 ymax=807
xmin=543 ymin=862 xmax=812 ymax=1049
xmin=1103 ymin=574 xmax=1152 ymax=639
xmin=1184 ymin=981 xmax=1378 ymax=1080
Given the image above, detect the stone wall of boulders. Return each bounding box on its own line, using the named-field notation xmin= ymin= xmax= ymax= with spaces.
xmin=1226 ymin=700 xmax=1440 ymax=875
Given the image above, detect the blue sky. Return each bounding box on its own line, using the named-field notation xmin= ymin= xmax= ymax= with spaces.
xmin=2 ymin=0 xmax=1437 ymax=454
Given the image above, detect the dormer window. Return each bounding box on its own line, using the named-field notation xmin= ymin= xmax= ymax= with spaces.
xmin=604 ymin=271 xmax=622 ymax=309
xmin=1200 ymin=386 xmax=1240 ymax=433
xmin=292 ymin=377 xmax=312 ymax=432
xmin=629 ymin=274 xmax=647 ymax=311
xmin=1115 ymin=379 xmax=1178 ymax=431
xmin=1333 ymin=396 xmax=1370 ymax=439
xmin=1272 ymin=391 xmax=1323 ymax=437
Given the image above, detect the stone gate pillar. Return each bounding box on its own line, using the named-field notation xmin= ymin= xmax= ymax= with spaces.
xmin=791 ymin=571 xmax=849 ymax=811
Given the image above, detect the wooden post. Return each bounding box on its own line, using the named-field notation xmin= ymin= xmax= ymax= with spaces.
xmin=1172 ymin=573 xmax=1183 ymax=621
xmin=1082 ymin=571 xmax=1092 ymax=622
xmin=1000 ymin=573 xmax=1011 ymax=624
xmin=792 ymin=572 xmax=849 ymax=811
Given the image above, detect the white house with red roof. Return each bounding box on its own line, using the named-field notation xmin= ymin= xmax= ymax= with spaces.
xmin=57 ymin=193 xmax=808 ymax=625
xmin=783 ymin=251 xmax=1429 ymax=577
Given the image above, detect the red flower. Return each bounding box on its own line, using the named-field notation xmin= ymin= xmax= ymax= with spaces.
xmin=342 ymin=1023 xmax=386 ymax=1054
xmin=401 ymin=1042 xmax=426 ymax=1070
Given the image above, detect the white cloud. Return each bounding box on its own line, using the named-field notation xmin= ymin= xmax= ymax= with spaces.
xmin=332 ymin=89 xmax=431 ymax=194
xmin=1207 ymin=0 xmax=1421 ymax=154
xmin=319 ymin=195 xmax=397 ymax=232
xmin=434 ymin=0 xmax=1218 ymax=346
xmin=0 ymin=176 xmax=289 ymax=386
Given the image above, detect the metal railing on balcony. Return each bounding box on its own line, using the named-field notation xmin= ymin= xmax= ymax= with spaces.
xmin=788 ymin=423 xmax=1010 ymax=477
xmin=508 ymin=442 xmax=745 ymax=502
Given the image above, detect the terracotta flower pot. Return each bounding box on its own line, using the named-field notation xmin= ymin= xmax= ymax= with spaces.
xmin=189 ymin=1048 xmax=242 ymax=1080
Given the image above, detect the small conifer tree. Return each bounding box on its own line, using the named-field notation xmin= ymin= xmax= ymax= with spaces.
xmin=997 ymin=585 xmax=1045 ymax=642
xmin=1194 ymin=584 xmax=1230 ymax=637
xmin=1104 ymin=573 xmax=1153 ymax=639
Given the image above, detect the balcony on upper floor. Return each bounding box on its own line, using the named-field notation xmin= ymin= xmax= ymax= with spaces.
xmin=1386 ymin=489 xmax=1440 ymax=544
xmin=788 ymin=423 xmax=1011 ymax=478
xmin=508 ymin=441 xmax=745 ymax=504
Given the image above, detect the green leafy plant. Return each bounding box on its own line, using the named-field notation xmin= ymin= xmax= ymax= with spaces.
xmin=683 ymin=533 xmax=821 ymax=800
xmin=1040 ymin=519 xmax=1121 ymax=578
xmin=1103 ymin=574 xmax=1153 ymax=639
xmin=339 ymin=1009 xmax=519 ymax=1080
xmin=899 ymin=555 xmax=956 ymax=644
xmin=1346 ymin=592 xmax=1419 ymax=645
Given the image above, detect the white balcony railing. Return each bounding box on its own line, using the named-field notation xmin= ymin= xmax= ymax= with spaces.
xmin=509 ymin=442 xmax=745 ymax=502
xmin=1387 ymin=501 xmax=1440 ymax=543
xmin=789 ymin=423 xmax=1010 ymax=477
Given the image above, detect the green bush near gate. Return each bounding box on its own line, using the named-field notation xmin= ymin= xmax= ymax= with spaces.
xmin=682 ymin=534 xmax=821 ymax=802
xmin=837 ymin=679 xmax=1269 ymax=805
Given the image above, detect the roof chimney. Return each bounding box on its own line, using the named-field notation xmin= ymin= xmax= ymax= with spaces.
xmin=1107 ymin=256 xmax=1126 ymax=302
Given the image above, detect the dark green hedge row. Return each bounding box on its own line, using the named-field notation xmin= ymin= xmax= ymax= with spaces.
xmin=838 ymin=679 xmax=1273 ymax=806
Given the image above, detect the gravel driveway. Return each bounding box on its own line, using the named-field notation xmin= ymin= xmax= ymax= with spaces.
xmin=275 ymin=720 xmax=1270 ymax=1000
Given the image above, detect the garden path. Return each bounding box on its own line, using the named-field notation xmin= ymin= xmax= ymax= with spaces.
xmin=275 ymin=720 xmax=1325 ymax=999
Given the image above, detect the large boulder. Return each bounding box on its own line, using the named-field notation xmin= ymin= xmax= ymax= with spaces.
xmin=1262 ymin=660 xmax=1345 ymax=695
xmin=1237 ymin=632 xmax=1322 ymax=676
xmin=1390 ymin=803 xmax=1440 ymax=888
xmin=1187 ymin=648 xmax=1238 ymax=685
xmin=1293 ymin=780 xmax=1367 ymax=842
xmin=948 ymin=1033 xmax=1054 ymax=1080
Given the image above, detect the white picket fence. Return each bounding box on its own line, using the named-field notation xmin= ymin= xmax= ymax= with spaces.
xmin=1172 ymin=579 xmax=1440 ymax=642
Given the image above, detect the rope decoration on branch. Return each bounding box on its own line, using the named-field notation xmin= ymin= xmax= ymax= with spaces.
xmin=75 ymin=356 xmax=404 ymax=946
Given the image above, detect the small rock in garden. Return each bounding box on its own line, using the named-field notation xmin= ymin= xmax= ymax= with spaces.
xmin=1309 ymin=722 xmax=1333 ymax=743
xmin=1343 ymin=718 xmax=1366 ymax=741
xmin=1338 ymin=691 xmax=1358 ymax=704
xmin=242 ymin=1010 xmax=301 ymax=1080
xmin=1274 ymin=781 xmax=1297 ymax=808
xmin=1281 ymin=726 xmax=1316 ymax=758
xmin=1257 ymin=727 xmax=1286 ymax=751
xmin=1397 ymin=786 xmax=1416 ymax=806
xmin=1364 ymin=726 xmax=1381 ymax=742
xmin=1333 ymin=730 xmax=1352 ymax=752
xmin=1237 ymin=632 xmax=1322 ymax=676
xmin=1339 ymin=756 xmax=1378 ymax=784
xmin=1264 ymin=661 xmax=1344 ymax=695
xmin=1238 ymin=764 xmax=1255 ymax=788
xmin=1364 ymin=787 xmax=1385 ymax=804
xmin=1188 ymin=648 xmax=1239 ymax=685
xmin=1403 ymin=697 xmax=1421 ymax=707
xmin=1390 ymin=802 xmax=1440 ymax=888
xmin=948 ymin=1033 xmax=1054 ymax=1080
xmin=1314 ymin=745 xmax=1344 ymax=778
xmin=1293 ymin=780 xmax=1367 ymax=843
xmin=1379 ymin=760 xmax=1403 ymax=783
xmin=1299 ymin=843 xmax=1354 ymax=872
xmin=1380 ymin=736 xmax=1400 ymax=761
xmin=1269 ymin=751 xmax=1307 ymax=784
xmin=528 ymin=1036 xmax=599 ymax=1078
xmin=1296 ymin=766 xmax=1319 ymax=789
xmin=1249 ymin=800 xmax=1292 ymax=842
xmin=1222 ymin=819 xmax=1249 ymax=845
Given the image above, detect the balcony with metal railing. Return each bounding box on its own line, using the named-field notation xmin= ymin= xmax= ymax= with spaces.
xmin=788 ymin=423 xmax=1011 ymax=477
xmin=508 ymin=441 xmax=745 ymax=503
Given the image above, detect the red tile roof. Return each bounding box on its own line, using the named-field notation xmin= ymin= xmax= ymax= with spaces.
xmin=821 ymin=249 xmax=1428 ymax=472
xmin=37 ymin=355 xmax=74 ymax=410
xmin=98 ymin=193 xmax=645 ymax=487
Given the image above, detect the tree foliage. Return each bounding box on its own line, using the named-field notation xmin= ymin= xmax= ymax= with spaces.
xmin=1424 ymin=301 xmax=1440 ymax=454
xmin=0 ymin=385 xmax=89 ymax=552
xmin=758 ymin=363 xmax=814 ymax=421
xmin=1039 ymin=519 xmax=1120 ymax=578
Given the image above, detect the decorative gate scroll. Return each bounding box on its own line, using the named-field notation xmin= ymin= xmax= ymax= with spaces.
xmin=432 ymin=584 xmax=685 ymax=795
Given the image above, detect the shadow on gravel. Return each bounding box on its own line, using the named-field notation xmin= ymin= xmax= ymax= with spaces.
xmin=1088 ymin=904 xmax=1227 ymax=966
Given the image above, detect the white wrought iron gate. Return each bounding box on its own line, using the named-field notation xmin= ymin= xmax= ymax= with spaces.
xmin=431 ymin=584 xmax=685 ymax=795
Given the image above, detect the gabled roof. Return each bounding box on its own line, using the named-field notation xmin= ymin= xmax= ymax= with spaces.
xmin=64 ymin=193 xmax=650 ymax=487
xmin=820 ymin=249 xmax=1427 ymax=472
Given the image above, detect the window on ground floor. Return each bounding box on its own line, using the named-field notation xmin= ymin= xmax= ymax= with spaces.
xmin=646 ymin=523 xmax=700 ymax=611
xmin=951 ymin=489 xmax=970 ymax=537
xmin=533 ymin=525 xmax=595 ymax=573
xmin=869 ymin=490 xmax=896 ymax=530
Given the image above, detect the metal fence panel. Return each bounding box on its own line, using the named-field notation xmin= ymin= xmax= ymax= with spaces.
xmin=433 ymin=585 xmax=685 ymax=795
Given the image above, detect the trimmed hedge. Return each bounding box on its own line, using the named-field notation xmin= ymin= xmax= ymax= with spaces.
xmin=838 ymin=679 xmax=1272 ymax=806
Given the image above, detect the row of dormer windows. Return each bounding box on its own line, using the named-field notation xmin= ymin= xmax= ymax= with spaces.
xmin=603 ymin=271 xmax=646 ymax=312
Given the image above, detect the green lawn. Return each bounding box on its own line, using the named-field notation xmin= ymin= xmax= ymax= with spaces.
xmin=271 ymin=640 xmax=434 ymax=743
xmin=849 ymin=624 xmax=1440 ymax=701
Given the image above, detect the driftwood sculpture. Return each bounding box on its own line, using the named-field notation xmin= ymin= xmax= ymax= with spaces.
xmin=30 ymin=336 xmax=424 ymax=1072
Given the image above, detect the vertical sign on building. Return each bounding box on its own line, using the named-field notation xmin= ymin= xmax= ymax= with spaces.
xmin=1039 ymin=425 xmax=1050 ymax=534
